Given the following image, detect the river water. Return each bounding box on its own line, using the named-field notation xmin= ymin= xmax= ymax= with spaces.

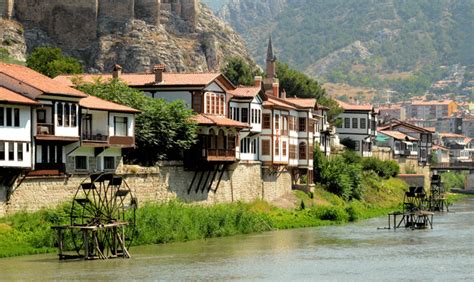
xmin=1 ymin=198 xmax=474 ymax=281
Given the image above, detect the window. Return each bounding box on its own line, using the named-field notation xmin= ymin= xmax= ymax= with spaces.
xmin=282 ymin=141 xmax=287 ymax=156
xmin=289 ymin=116 xmax=295 ymax=131
xmin=193 ymin=94 xmax=202 ymax=112
xmin=299 ymin=117 xmax=306 ymax=132
xmin=57 ymin=103 xmax=63 ymax=126
xmin=0 ymin=142 xmax=4 ymax=160
xmin=17 ymin=144 xmax=23 ymax=161
xmin=212 ymin=95 xmax=217 ymax=114
xmin=352 ymin=118 xmax=358 ymax=129
xmin=14 ymin=108 xmax=20 ymax=127
xmin=241 ymin=108 xmax=248 ymax=123
xmin=344 ymin=118 xmax=350 ymax=129
xmin=71 ymin=104 xmax=77 ymax=127
xmin=263 ymin=114 xmax=271 ymax=129
xmin=41 ymin=144 xmax=48 ymax=163
xmin=228 ymin=134 xmax=236 ymax=149
xmin=37 ymin=109 xmax=46 ymax=124
xmin=0 ymin=107 xmax=3 ymax=126
xmin=275 ymin=115 xmax=280 ymax=130
xmin=206 ymin=95 xmax=210 ymax=113
xmin=289 ymin=145 xmax=297 ymax=159
xmin=354 ymin=141 xmax=360 ymax=152
xmin=283 ymin=116 xmax=288 ymax=133
xmin=65 ymin=104 xmax=70 ymax=127
xmin=8 ymin=142 xmax=14 ymax=161
xmin=104 ymin=156 xmax=115 ymax=170
xmin=257 ymin=110 xmax=261 ymax=124
xmin=275 ymin=140 xmax=280 ymax=155
xmin=299 ymin=142 xmax=307 ymax=159
xmin=6 ymin=108 xmax=12 ymax=126
xmin=75 ymin=156 xmax=88 ymax=170
xmin=262 ymin=140 xmax=270 ymax=156
xmin=114 ymin=117 xmax=128 ymax=136
xmin=360 ymin=118 xmax=366 ymax=129
xmin=220 ymin=96 xmax=225 ymax=115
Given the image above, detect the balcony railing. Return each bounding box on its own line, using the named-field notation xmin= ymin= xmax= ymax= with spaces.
xmin=206 ymin=149 xmax=236 ymax=161
xmin=36 ymin=123 xmax=54 ymax=135
xmin=82 ymin=133 xmax=108 ymax=142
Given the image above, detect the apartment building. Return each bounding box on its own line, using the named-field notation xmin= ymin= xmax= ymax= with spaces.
xmin=335 ymin=100 xmax=378 ymax=157
xmin=405 ymin=100 xmax=458 ymax=120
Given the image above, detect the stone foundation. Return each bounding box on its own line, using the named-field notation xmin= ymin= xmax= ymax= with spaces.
xmin=1 ymin=161 xmax=292 ymax=216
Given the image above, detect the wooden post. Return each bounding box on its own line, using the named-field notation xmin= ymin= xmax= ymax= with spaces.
xmin=83 ymin=230 xmax=89 ymax=260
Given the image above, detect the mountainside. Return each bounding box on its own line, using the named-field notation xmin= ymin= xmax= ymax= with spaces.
xmin=1 ymin=3 xmax=253 ymax=73
xmin=219 ymin=0 xmax=473 ymax=98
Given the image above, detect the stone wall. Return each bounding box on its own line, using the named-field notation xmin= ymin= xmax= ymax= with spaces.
xmin=1 ymin=161 xmax=292 ymax=216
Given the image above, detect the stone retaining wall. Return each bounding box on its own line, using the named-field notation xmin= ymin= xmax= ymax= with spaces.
xmin=0 ymin=161 xmax=291 ymax=216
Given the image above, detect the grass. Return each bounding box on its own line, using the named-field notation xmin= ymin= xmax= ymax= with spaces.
xmin=0 ymin=176 xmax=466 ymax=259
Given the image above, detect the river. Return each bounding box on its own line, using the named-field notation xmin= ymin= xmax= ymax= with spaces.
xmin=1 ymin=198 xmax=474 ymax=281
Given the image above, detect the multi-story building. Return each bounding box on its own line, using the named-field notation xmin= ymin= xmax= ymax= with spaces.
xmin=335 ymin=100 xmax=377 ymax=157
xmin=378 ymin=120 xmax=434 ymax=165
xmin=378 ymin=104 xmax=406 ymax=123
xmin=405 ymin=100 xmax=458 ymax=120
xmin=0 ymin=63 xmax=138 ymax=177
xmin=314 ymin=103 xmax=332 ymax=156
xmin=437 ymin=133 xmax=473 ymax=163
xmin=57 ymin=39 xmax=320 ymax=185
xmin=0 ymin=86 xmax=38 ymax=171
xmin=375 ymin=130 xmax=419 ymax=159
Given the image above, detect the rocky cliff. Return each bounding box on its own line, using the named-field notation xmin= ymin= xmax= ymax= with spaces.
xmin=1 ymin=3 xmax=253 ymax=73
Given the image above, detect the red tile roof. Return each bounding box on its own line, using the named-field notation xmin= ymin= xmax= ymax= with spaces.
xmin=378 ymin=130 xmax=418 ymax=141
xmin=55 ymin=73 xmax=224 ymax=88
xmin=411 ymin=100 xmax=455 ymax=106
xmin=192 ymin=114 xmax=249 ymax=128
xmin=0 ymin=63 xmax=87 ymax=98
xmin=263 ymin=97 xmax=296 ymax=110
xmin=228 ymin=86 xmax=261 ymax=98
xmin=336 ymin=99 xmax=373 ymax=111
xmin=439 ymin=132 xmax=467 ymax=138
xmin=432 ymin=144 xmax=449 ymax=151
xmin=80 ymin=95 xmax=140 ymax=113
xmin=285 ymin=98 xmax=316 ymax=108
xmin=378 ymin=120 xmax=435 ymax=133
xmin=0 ymin=87 xmax=39 ymax=105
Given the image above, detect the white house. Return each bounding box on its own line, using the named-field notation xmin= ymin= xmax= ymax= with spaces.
xmin=0 ymin=87 xmax=38 ymax=170
xmin=375 ymin=130 xmax=419 ymax=159
xmin=335 ymin=100 xmax=377 ymax=157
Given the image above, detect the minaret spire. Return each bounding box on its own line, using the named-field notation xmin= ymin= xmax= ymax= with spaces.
xmin=265 ymin=36 xmax=277 ymax=82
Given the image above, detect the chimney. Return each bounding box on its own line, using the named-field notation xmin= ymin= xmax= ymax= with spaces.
xmin=281 ymin=89 xmax=287 ymax=99
xmin=112 ymin=64 xmax=122 ymax=79
xmin=272 ymin=82 xmax=279 ymax=98
xmin=153 ymin=64 xmax=166 ymax=84
xmin=254 ymin=76 xmax=263 ymax=88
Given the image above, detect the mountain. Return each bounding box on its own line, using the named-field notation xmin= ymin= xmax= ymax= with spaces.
xmin=219 ymin=0 xmax=474 ymax=98
xmin=1 ymin=2 xmax=253 ymax=73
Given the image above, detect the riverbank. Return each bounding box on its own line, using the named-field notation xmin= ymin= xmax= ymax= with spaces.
xmin=0 ymin=176 xmax=464 ymax=259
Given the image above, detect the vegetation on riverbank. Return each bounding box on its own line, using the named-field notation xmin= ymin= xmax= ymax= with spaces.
xmin=0 ymin=174 xmax=410 ymax=259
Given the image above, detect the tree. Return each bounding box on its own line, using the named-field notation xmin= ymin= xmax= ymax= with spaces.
xmin=74 ymin=78 xmax=198 ymax=165
xmin=221 ymin=57 xmax=261 ymax=86
xmin=276 ymin=62 xmax=342 ymax=120
xmin=26 ymin=47 xmax=83 ymax=78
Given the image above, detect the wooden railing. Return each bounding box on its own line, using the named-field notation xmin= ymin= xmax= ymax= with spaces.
xmin=207 ymin=149 xmax=236 ymax=158
xmin=36 ymin=123 xmax=54 ymax=135
xmin=82 ymin=133 xmax=108 ymax=142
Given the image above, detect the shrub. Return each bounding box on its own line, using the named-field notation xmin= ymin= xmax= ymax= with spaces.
xmin=311 ymin=206 xmax=349 ymax=222
xmin=362 ymin=157 xmax=399 ymax=179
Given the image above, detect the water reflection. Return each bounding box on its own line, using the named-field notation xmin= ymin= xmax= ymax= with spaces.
xmin=1 ymin=198 xmax=474 ymax=280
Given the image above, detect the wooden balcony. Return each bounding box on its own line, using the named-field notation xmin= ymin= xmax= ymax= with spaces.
xmin=205 ymin=149 xmax=236 ymax=162
xmin=81 ymin=134 xmax=135 ymax=148
xmin=37 ymin=123 xmax=54 ymax=135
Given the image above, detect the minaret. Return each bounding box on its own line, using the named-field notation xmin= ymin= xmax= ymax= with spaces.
xmin=264 ymin=36 xmax=277 ymax=91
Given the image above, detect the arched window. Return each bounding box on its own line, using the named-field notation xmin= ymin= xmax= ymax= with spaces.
xmin=208 ymin=129 xmax=216 ymax=150
xmin=217 ymin=129 xmax=225 ymax=150
xmin=299 ymin=142 xmax=307 ymax=160
xmin=228 ymin=132 xmax=236 ymax=150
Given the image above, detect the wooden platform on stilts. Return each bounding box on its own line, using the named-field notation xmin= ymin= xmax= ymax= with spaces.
xmin=52 ymin=222 xmax=130 ymax=260
xmin=387 ymin=211 xmax=434 ymax=230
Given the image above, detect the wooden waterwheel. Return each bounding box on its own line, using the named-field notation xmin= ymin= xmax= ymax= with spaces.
xmin=69 ymin=172 xmax=138 ymax=259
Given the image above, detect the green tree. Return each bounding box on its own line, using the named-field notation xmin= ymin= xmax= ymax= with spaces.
xmin=26 ymin=47 xmax=83 ymax=78
xmin=221 ymin=57 xmax=261 ymax=86
xmin=276 ymin=62 xmax=341 ymax=120
xmin=74 ymin=78 xmax=198 ymax=165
